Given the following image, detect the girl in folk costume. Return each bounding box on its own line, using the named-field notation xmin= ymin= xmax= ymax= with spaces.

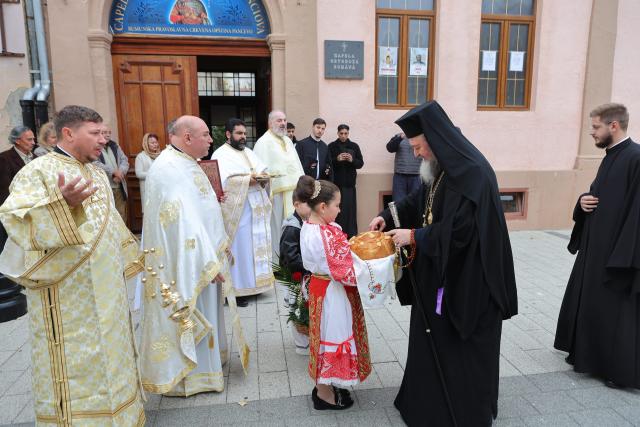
xmin=297 ymin=176 xmax=371 ymax=410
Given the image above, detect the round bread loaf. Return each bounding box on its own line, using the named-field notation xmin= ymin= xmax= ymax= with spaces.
xmin=349 ymin=231 xmax=396 ymax=260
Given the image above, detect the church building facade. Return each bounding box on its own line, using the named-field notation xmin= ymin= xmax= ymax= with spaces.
xmin=1 ymin=0 xmax=639 ymax=231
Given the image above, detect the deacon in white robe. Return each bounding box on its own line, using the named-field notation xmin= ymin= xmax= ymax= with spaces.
xmin=212 ymin=119 xmax=275 ymax=297
xmin=139 ymin=116 xmax=249 ymax=397
xmin=253 ymin=110 xmax=304 ymax=262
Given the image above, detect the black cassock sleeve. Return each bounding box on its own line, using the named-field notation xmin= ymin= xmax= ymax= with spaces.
xmin=414 ymin=195 xmax=491 ymax=340
xmin=568 ymin=192 xmax=590 ymax=255
xmin=279 ymin=226 xmax=304 ymax=273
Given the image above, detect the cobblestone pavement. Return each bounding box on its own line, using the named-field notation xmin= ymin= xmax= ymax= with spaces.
xmin=2 ymin=230 xmax=640 ymax=426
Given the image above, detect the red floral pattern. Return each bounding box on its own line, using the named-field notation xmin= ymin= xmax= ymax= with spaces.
xmin=319 ymin=224 xmax=357 ymax=286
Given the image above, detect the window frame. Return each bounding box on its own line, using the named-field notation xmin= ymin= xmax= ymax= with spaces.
xmin=0 ymin=0 xmax=25 ymax=58
xmin=478 ymin=8 xmax=536 ymax=111
xmin=375 ymin=6 xmax=436 ymax=109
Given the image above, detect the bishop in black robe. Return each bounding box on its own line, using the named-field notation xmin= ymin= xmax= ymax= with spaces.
xmin=375 ymin=101 xmax=518 ymax=426
xmin=555 ymin=135 xmax=640 ymax=388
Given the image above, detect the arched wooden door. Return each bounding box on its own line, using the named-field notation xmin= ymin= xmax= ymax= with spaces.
xmin=112 ymin=54 xmax=199 ymax=232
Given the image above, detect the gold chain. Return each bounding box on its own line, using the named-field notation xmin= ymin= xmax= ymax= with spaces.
xmin=423 ymin=171 xmax=445 ymax=226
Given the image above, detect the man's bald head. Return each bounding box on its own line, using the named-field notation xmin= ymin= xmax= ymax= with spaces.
xmin=172 ymin=115 xmax=212 ymax=159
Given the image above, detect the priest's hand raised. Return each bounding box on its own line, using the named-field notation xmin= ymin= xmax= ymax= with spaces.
xmin=58 ymin=172 xmax=97 ymax=208
xmin=580 ymin=194 xmax=599 ymax=212
xmin=369 ymin=216 xmax=386 ymax=231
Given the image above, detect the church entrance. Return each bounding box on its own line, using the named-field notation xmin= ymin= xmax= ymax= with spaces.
xmin=108 ymin=0 xmax=273 ymax=232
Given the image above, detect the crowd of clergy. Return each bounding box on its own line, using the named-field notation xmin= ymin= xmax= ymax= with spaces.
xmin=0 ymin=99 xmax=638 ymax=426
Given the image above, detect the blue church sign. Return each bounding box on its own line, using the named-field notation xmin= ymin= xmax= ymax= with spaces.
xmin=109 ymin=0 xmax=271 ymax=39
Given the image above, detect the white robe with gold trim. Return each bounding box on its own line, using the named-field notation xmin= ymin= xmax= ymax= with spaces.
xmin=212 ymin=143 xmax=274 ymax=297
xmin=0 ymin=152 xmax=145 ymax=426
xmin=253 ymin=131 xmax=304 ymax=261
xmin=139 ymin=146 xmax=249 ymax=397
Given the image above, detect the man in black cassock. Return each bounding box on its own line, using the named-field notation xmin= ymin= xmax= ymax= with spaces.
xmin=555 ymin=103 xmax=640 ymax=389
xmin=328 ymin=124 xmax=364 ymax=238
xmin=370 ymin=101 xmax=518 ymax=426
xmin=295 ymin=118 xmax=333 ymax=181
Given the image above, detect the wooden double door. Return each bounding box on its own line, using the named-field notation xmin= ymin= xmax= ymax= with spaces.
xmin=112 ymin=54 xmax=199 ymax=232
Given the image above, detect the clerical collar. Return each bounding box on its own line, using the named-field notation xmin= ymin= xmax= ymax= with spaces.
xmin=171 ymin=143 xmax=184 ymax=153
xmin=607 ymin=136 xmax=630 ymax=151
xmin=54 ymin=145 xmax=72 ymax=158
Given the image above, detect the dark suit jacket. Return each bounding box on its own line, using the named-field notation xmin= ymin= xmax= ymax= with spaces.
xmin=0 ymin=148 xmax=27 ymax=205
xmin=295 ymin=136 xmax=333 ymax=181
xmin=0 ymin=147 xmax=28 ymax=251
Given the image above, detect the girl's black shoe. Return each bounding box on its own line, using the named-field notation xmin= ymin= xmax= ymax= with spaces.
xmin=333 ymin=386 xmax=353 ymax=404
xmin=312 ymin=387 xmax=354 ymax=410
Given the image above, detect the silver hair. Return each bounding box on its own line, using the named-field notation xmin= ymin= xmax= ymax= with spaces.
xmin=167 ymin=118 xmax=177 ymax=135
xmin=268 ymin=110 xmax=286 ymax=123
xmin=9 ymin=126 xmax=31 ymax=145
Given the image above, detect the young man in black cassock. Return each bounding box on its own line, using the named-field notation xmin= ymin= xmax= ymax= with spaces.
xmin=295 ymin=118 xmax=333 ymax=181
xmin=555 ymin=103 xmax=640 ymax=389
xmin=328 ymin=124 xmax=364 ymax=238
xmin=370 ymin=101 xmax=518 ymax=426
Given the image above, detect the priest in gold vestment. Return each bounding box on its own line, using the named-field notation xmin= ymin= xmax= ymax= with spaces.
xmin=253 ymin=110 xmax=304 ymax=261
xmin=139 ymin=116 xmax=249 ymax=397
xmin=0 ymin=106 xmax=145 ymax=426
xmin=212 ymin=118 xmax=274 ymax=299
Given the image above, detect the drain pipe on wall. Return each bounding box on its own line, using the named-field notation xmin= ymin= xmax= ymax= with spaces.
xmin=33 ymin=0 xmax=50 ymax=130
xmin=19 ymin=0 xmax=39 ymax=135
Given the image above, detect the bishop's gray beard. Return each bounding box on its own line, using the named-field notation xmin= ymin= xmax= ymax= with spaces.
xmin=419 ymin=159 xmax=442 ymax=185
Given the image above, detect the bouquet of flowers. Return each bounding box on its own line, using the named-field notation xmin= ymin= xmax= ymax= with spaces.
xmin=273 ymin=263 xmax=309 ymax=336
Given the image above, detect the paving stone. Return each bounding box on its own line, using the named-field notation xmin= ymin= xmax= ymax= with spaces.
xmin=160 ymin=394 xmax=197 ymax=410
xmin=5 ymin=370 xmax=32 ymax=396
xmin=372 ymin=362 xmax=404 ymax=387
xmin=524 ymin=349 xmax=570 ymax=372
xmin=497 ymin=395 xmax=540 ymax=419
xmin=369 ymin=337 xmax=397 ymax=363
xmin=566 ymin=386 xmax=630 ymax=409
xmin=500 ymin=339 xmax=547 ymax=375
xmin=354 ymin=387 xmax=399 ymax=410
xmin=352 ymin=368 xmax=383 ymax=390
xmin=285 ymin=414 xmax=338 ymax=426
xmin=522 ymin=390 xmax=583 ymax=414
xmin=257 ymin=331 xmax=286 ymax=373
xmin=10 ymin=399 xmax=34 ymax=424
xmin=259 ymin=371 xmax=290 ymax=399
xmin=0 ymin=348 xmax=30 ymax=372
xmin=257 ymin=302 xmax=280 ymax=333
xmin=522 ymin=413 xmax=578 ymax=426
xmin=207 ymin=399 xmax=261 ymax=423
xmin=493 ymin=417 xmax=526 ymax=426
xmin=258 ymin=395 xmax=309 ymax=420
xmin=335 ymin=408 xmax=390 ymax=426
xmin=614 ymin=405 xmax=640 ymax=425
xmin=499 ymin=376 xmax=541 ymax=396
xmin=562 ymin=370 xmax=605 ymax=388
xmin=527 ymin=372 xmax=580 ymax=392
xmin=500 ymin=356 xmax=521 ymax=377
xmin=283 ymin=348 xmax=314 ymax=397
xmin=227 ymin=350 xmax=259 ymax=403
xmin=154 ymin=406 xmax=212 ymax=426
xmin=0 ymin=393 xmax=31 ymax=425
xmin=143 ymin=393 xmax=162 ymax=411
xmin=192 ymin=388 xmax=228 ymax=407
xmin=385 ymin=407 xmax=406 ymax=426
xmin=0 ymin=370 xmax=23 ymax=398
xmin=368 ymin=309 xmax=406 ymax=341
xmin=569 ymin=408 xmax=633 ymax=426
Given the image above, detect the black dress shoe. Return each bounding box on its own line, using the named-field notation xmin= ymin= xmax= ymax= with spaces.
xmin=236 ymin=296 xmax=249 ymax=307
xmin=333 ymin=386 xmax=353 ymax=404
xmin=312 ymin=387 xmax=354 ymax=410
xmin=605 ymin=379 xmax=623 ymax=389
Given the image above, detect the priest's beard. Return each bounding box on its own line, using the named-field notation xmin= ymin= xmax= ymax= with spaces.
xmin=419 ymin=158 xmax=442 ymax=185
xmin=595 ymin=132 xmax=613 ymax=149
xmin=271 ymin=125 xmax=286 ymax=137
xmin=229 ymin=136 xmax=246 ymax=150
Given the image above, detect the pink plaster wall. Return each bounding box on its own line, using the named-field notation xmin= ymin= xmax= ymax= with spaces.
xmin=315 ymin=0 xmax=592 ymax=174
xmin=611 ymin=0 xmax=640 ymax=139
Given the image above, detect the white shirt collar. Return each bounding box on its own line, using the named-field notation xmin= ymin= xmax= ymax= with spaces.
xmin=14 ymin=147 xmax=33 ymax=164
xmin=608 ymin=136 xmax=630 ymax=150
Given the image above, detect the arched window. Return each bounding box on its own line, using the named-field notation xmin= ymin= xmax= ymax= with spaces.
xmin=478 ymin=0 xmax=536 ymax=109
xmin=375 ymin=1 xmax=436 ymax=108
